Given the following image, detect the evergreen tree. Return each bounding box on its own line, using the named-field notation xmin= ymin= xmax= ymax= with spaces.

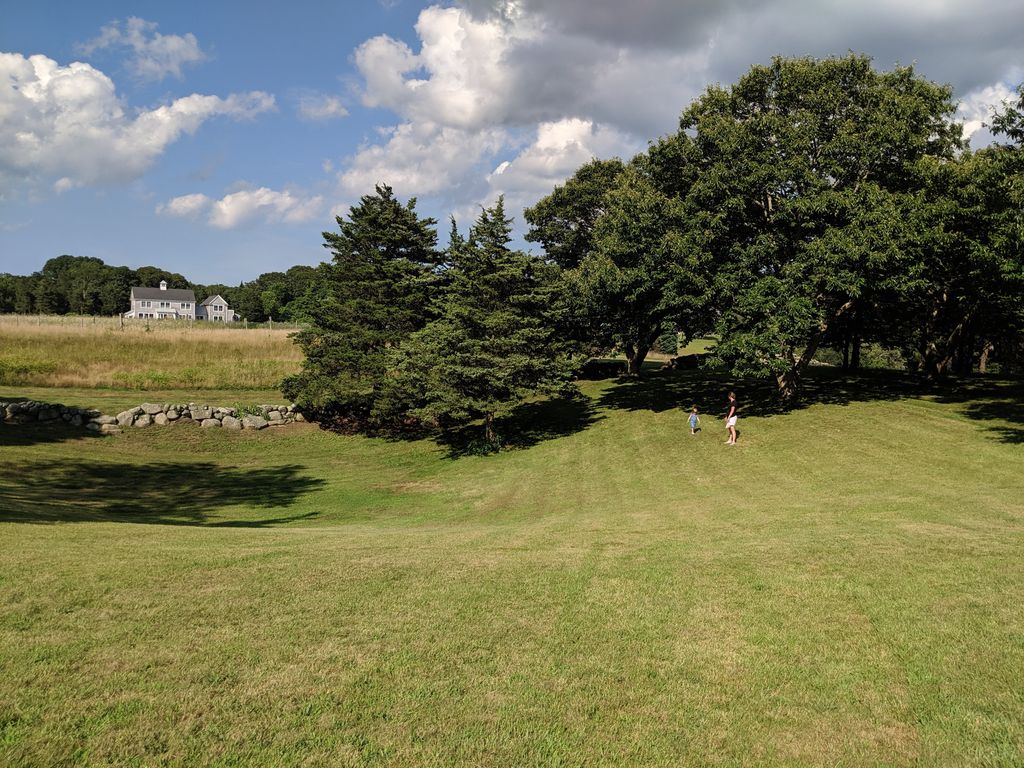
xmin=281 ymin=184 xmax=438 ymax=423
xmin=388 ymin=198 xmax=578 ymax=445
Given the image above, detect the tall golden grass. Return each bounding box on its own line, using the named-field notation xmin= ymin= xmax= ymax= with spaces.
xmin=0 ymin=315 xmax=304 ymax=389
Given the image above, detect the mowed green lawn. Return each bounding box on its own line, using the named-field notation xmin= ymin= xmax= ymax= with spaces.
xmin=1 ymin=370 xmax=1022 ymax=767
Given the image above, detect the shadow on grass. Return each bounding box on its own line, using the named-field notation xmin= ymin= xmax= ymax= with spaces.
xmin=434 ymin=392 xmax=603 ymax=458
xmin=934 ymin=378 xmax=1024 ymax=445
xmin=0 ymin=420 xmax=107 ymax=447
xmin=598 ymin=366 xmax=1024 ymax=444
xmin=597 ymin=367 xmax=928 ymax=416
xmin=0 ymin=461 xmax=325 ymax=526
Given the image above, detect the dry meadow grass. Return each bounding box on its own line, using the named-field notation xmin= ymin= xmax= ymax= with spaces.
xmin=0 ymin=315 xmax=303 ymax=390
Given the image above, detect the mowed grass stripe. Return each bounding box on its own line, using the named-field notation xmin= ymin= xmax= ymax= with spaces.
xmin=1 ymin=371 xmax=1023 ymax=765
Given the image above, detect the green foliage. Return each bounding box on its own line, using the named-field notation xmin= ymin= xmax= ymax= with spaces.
xmin=282 ymin=184 xmax=438 ymax=422
xmin=524 ymin=158 xmax=625 ymax=269
xmin=568 ymin=165 xmax=693 ymax=375
xmin=0 ymin=357 xmax=57 ymax=385
xmin=670 ymin=54 xmax=962 ymax=396
xmin=382 ymin=198 xmax=579 ymax=443
xmin=654 ymin=328 xmax=679 ymax=355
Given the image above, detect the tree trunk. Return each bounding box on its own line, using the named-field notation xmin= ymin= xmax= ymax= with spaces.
xmin=623 ymin=325 xmax=661 ymax=376
xmin=923 ymin=314 xmax=972 ymax=379
xmin=850 ymin=335 xmax=861 ymax=370
xmin=841 ymin=338 xmax=850 ymax=371
xmin=777 ymin=299 xmax=856 ymax=400
xmin=979 ymin=340 xmax=994 ymax=374
xmin=484 ymin=412 xmax=496 ymax=444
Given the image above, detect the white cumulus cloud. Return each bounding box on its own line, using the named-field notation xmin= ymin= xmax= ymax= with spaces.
xmin=297 ymin=93 xmax=349 ymax=121
xmin=342 ymin=5 xmax=705 ymax=218
xmin=339 ymin=0 xmax=1024 ymax=228
xmin=156 ymin=192 xmax=211 ymax=218
xmin=957 ymin=82 xmax=1018 ymax=146
xmin=210 ymin=187 xmax=324 ymax=229
xmin=159 ymin=186 xmax=325 ymax=229
xmin=0 ymin=52 xmax=275 ymax=195
xmin=157 ymin=186 xmax=323 ymax=228
xmin=483 ymin=118 xmax=638 ymax=213
xmin=339 ymin=120 xmax=507 ymax=199
xmin=79 ymin=17 xmax=206 ymax=81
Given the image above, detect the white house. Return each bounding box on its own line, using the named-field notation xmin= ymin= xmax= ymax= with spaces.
xmin=197 ymin=294 xmax=236 ymax=322
xmin=123 ymin=281 xmax=196 ymax=320
xmin=122 ymin=282 xmax=236 ymax=321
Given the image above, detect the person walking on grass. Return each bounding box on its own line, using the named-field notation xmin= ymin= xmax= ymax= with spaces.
xmin=725 ymin=391 xmax=738 ymax=445
xmin=688 ymin=405 xmax=700 ymax=435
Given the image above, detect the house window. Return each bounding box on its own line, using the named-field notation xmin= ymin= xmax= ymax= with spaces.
xmin=160 ymin=301 xmax=170 ymax=308
xmin=141 ymin=300 xmax=151 ymax=308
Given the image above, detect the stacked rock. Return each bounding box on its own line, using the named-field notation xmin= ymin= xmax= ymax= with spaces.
xmin=1 ymin=400 xmax=123 ymax=434
xmin=1 ymin=399 xmax=304 ymax=434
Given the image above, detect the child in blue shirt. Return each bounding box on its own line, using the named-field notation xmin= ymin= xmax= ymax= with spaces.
xmin=688 ymin=405 xmax=700 ymax=434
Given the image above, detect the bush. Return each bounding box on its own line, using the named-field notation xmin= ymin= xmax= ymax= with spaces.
xmin=654 ymin=330 xmax=679 ymax=355
xmin=0 ymin=357 xmax=56 ymax=385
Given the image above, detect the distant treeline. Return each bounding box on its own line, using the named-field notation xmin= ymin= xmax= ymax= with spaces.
xmin=0 ymin=255 xmax=319 ymax=322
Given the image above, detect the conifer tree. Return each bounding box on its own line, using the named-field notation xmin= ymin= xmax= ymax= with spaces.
xmin=389 ymin=198 xmax=577 ymax=445
xmin=282 ymin=184 xmax=438 ymax=423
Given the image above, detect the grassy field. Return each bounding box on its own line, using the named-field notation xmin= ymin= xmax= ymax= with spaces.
xmin=0 ymin=315 xmax=302 ymax=390
xmin=2 ymin=368 xmax=1022 ymax=766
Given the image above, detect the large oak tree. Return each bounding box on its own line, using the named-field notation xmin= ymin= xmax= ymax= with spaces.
xmin=674 ymin=54 xmax=963 ymax=397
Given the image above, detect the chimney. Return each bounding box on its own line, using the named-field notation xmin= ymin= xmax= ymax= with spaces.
xmin=160 ymin=280 xmax=167 ymax=291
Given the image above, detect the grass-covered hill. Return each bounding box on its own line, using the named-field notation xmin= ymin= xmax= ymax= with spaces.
xmin=1 ymin=369 xmax=1022 ymax=766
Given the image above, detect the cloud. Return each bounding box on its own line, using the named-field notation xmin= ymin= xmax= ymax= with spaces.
xmin=340 ymin=1 xmax=1024 ymax=226
xmin=339 ymin=120 xmax=507 ymax=200
xmin=297 ymin=93 xmax=349 ymax=121
xmin=79 ymin=17 xmax=206 ymax=81
xmin=156 ymin=192 xmax=211 ymax=218
xmin=0 ymin=52 xmax=275 ymax=195
xmin=486 ymin=118 xmax=638 ymax=210
xmin=957 ymin=82 xmax=1017 ymax=147
xmin=344 ymin=5 xmax=703 ymax=218
xmin=158 ymin=186 xmax=324 ymax=229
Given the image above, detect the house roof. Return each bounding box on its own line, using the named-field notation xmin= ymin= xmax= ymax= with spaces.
xmin=131 ymin=286 xmax=196 ymax=301
xmin=200 ymin=294 xmax=228 ymax=306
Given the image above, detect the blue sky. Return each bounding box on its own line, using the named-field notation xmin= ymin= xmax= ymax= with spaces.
xmin=2 ymin=1 xmax=1022 ymax=284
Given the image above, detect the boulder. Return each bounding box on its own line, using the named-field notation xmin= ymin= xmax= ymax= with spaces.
xmin=242 ymin=414 xmax=269 ymax=430
xmin=140 ymin=402 xmax=164 ymax=415
xmin=267 ymin=410 xmax=283 ymax=421
xmin=93 ymin=415 xmax=118 ymax=426
xmin=154 ymin=413 xmax=169 ymax=426
xmin=38 ymin=408 xmax=60 ymax=421
xmin=200 ymin=418 xmax=221 ymax=428
xmin=100 ymin=424 xmax=123 ymax=435
xmin=294 ymin=413 xmax=305 ymax=423
xmin=134 ymin=414 xmax=152 ymax=427
xmin=116 ymin=410 xmax=136 ymax=427
xmin=70 ymin=414 xmax=84 ymax=427
xmin=221 ymin=415 xmax=242 ymax=430
xmin=166 ymin=409 xmax=180 ymax=421
xmin=85 ymin=421 xmax=102 ymax=432
xmin=192 ymin=406 xmax=213 ymax=420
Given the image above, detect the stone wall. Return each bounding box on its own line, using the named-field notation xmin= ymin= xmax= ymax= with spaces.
xmin=1 ymin=400 xmax=303 ymax=435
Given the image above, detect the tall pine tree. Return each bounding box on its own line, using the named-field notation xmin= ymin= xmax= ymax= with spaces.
xmin=282 ymin=184 xmax=438 ymax=424
xmin=387 ymin=198 xmax=577 ymax=445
